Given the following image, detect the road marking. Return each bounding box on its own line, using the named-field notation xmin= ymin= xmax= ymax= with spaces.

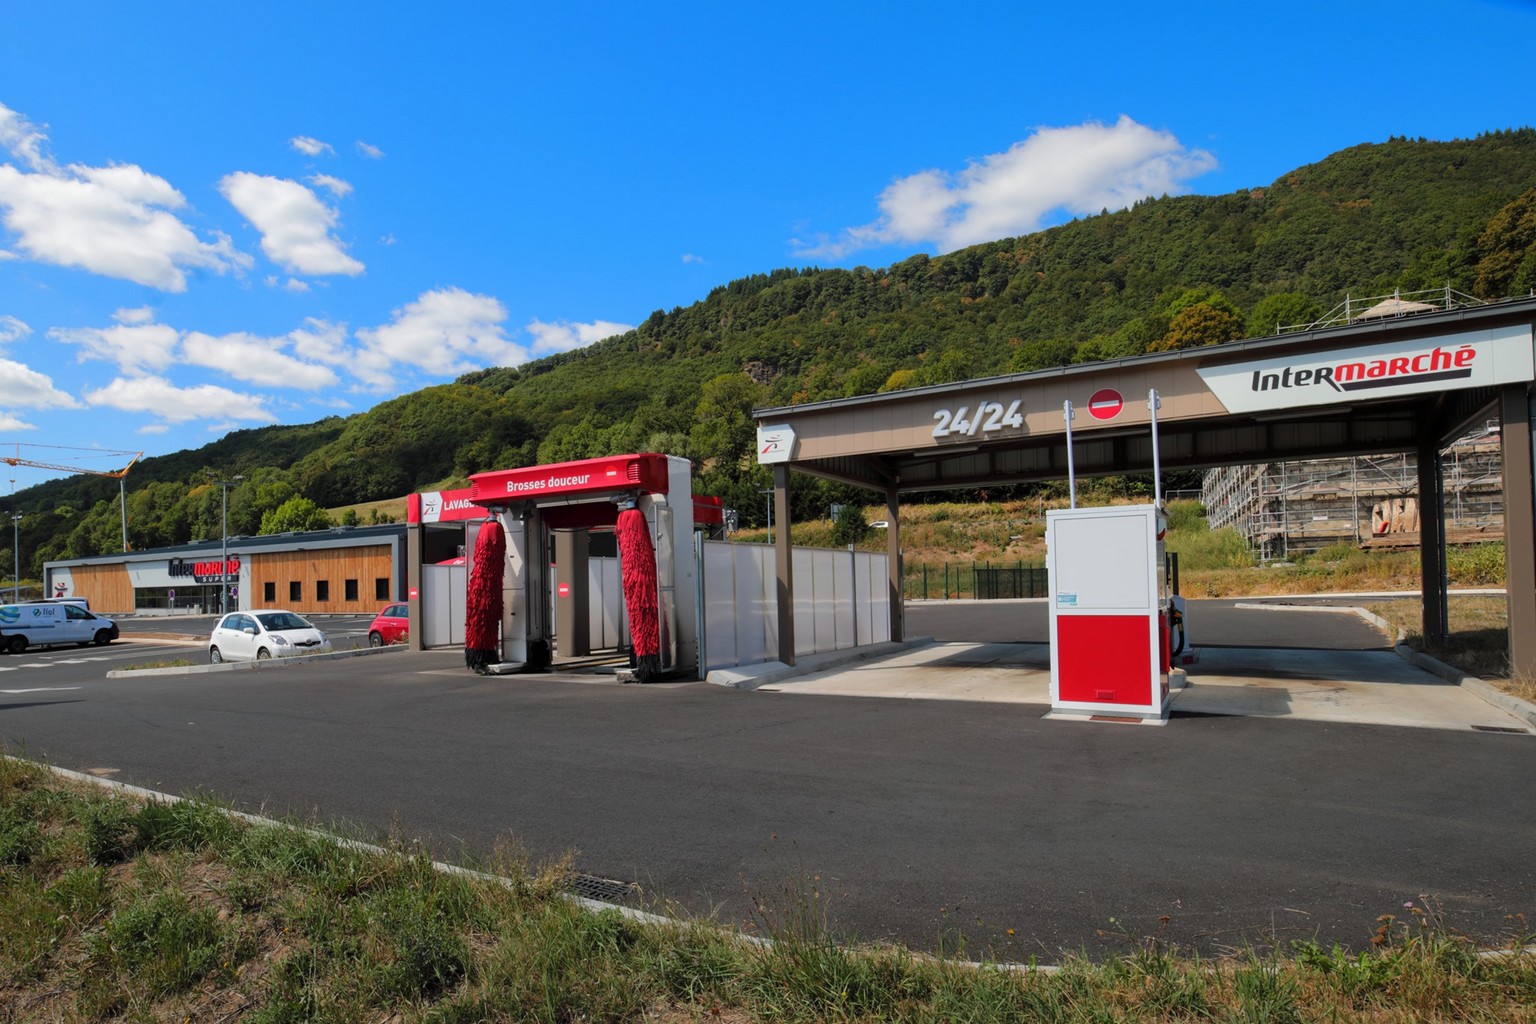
xmin=1 ymin=686 xmax=83 ymax=694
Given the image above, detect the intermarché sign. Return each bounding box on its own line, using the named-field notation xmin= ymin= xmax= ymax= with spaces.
xmin=168 ymin=557 xmax=239 ymax=584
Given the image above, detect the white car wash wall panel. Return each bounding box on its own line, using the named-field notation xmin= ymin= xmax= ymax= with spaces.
xmin=699 ymin=541 xmax=888 ymax=671
xmin=422 ymin=563 xmax=467 ymax=647
xmin=586 ymin=557 xmax=626 ymax=651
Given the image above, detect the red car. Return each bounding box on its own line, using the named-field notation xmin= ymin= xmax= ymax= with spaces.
xmin=368 ymin=603 xmax=409 ymax=646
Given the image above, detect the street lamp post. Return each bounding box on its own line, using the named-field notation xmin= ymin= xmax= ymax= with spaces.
xmin=10 ymin=513 xmax=20 ymax=602
xmin=757 ymin=487 xmax=773 ymax=545
xmin=216 ymin=476 xmax=244 ymax=615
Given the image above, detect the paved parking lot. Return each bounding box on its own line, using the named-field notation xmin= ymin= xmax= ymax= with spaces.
xmin=4 ymin=599 xmax=1534 ymax=960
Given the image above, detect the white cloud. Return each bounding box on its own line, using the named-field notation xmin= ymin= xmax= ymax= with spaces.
xmin=84 ymin=375 xmax=275 ymax=423
xmin=526 ymin=318 xmax=633 ymax=356
xmin=218 ymin=171 xmax=365 ymax=277
xmin=288 ymin=317 xmax=352 ymax=365
xmin=0 ymin=413 xmax=35 ymax=431
xmin=137 ymin=422 xmax=170 ymax=435
xmin=0 ymin=315 xmax=30 ymax=344
xmin=355 ymin=287 xmax=525 ymax=386
xmin=290 ymin=135 xmax=334 ymax=157
xmin=682 ymin=253 xmax=704 ymax=264
xmin=308 ymin=173 xmax=352 ymax=198
xmin=356 ymin=141 xmax=384 ymax=159
xmin=114 ymin=306 xmax=155 ymax=326
xmin=0 ymin=356 xmax=78 ymax=408
xmin=50 ymin=311 xmax=181 ymax=373
xmin=0 ymin=103 xmax=252 ymax=291
xmin=795 ymin=116 xmax=1218 ymax=257
xmin=0 ymin=104 xmax=53 ymax=173
xmin=181 ymin=330 xmax=340 ymax=390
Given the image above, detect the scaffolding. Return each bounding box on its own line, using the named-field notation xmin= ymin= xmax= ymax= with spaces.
xmin=1201 ymin=423 xmax=1505 ymax=560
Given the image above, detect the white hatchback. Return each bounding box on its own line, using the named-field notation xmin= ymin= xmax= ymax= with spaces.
xmin=209 ymin=610 xmax=331 ymax=663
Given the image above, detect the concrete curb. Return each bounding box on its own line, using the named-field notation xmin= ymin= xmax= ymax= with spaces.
xmin=1232 ymin=601 xmax=1370 ymax=614
xmin=1394 ymin=645 xmax=1536 ymax=730
xmin=1338 ymin=606 xmax=1536 ymax=731
xmin=106 ymin=643 xmax=406 ymax=679
xmin=706 ymin=636 xmax=935 ymax=690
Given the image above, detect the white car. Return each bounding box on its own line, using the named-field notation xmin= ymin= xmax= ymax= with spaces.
xmin=209 ymin=610 xmax=331 ymax=663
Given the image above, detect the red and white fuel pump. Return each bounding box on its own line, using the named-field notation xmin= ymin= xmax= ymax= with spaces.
xmin=1046 ymin=503 xmax=1174 ymax=721
xmin=1045 ymin=388 xmax=1186 ymax=722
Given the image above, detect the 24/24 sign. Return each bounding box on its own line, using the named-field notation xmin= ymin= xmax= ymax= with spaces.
xmin=932 ymin=399 xmax=1023 ymax=438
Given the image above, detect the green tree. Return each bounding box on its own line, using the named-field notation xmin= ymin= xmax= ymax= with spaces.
xmin=1009 ymin=338 xmax=1077 ymax=372
xmin=831 ymin=504 xmax=870 ymax=545
xmin=1246 ymin=293 xmax=1325 ymax=337
xmin=689 ymin=373 xmax=767 ymax=470
xmin=259 ymin=497 xmax=333 ymax=535
xmin=1472 ymin=188 xmax=1536 ymax=299
xmin=1149 ymin=301 xmax=1245 ymax=352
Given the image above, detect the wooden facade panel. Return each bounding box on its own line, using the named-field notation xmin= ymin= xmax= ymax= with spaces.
xmin=249 ymin=545 xmax=394 ymax=614
xmin=65 ymin=564 xmax=135 ymax=615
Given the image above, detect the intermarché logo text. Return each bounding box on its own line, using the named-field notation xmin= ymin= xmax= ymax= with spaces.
xmin=1250 ymin=344 xmax=1475 ymax=394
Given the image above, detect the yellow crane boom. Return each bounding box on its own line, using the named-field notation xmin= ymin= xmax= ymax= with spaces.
xmin=3 ymin=444 xmax=144 ymax=553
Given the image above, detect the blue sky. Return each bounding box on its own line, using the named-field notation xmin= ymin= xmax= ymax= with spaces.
xmin=2 ymin=0 xmax=1534 ymax=489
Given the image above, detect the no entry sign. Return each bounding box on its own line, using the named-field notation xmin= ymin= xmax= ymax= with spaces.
xmin=1087 ymin=388 xmax=1123 ymax=420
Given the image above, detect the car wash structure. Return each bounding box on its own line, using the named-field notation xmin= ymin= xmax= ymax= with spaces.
xmin=406 ymin=454 xmax=700 ymax=678
xmin=404 ymin=452 xmax=896 ymax=677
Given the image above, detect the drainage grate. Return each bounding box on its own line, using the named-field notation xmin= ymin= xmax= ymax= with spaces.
xmin=568 ymin=874 xmax=638 ymax=903
xmin=1470 ymin=724 xmax=1530 ymax=734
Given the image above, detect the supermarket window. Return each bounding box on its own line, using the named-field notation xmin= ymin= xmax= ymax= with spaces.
xmin=375 ymin=578 xmax=389 ymax=600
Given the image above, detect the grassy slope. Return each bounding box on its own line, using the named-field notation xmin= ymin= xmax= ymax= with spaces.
xmin=3 ymin=757 xmax=1533 ymax=1022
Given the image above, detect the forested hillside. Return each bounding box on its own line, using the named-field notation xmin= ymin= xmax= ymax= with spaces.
xmin=14 ymin=130 xmax=1536 ymax=575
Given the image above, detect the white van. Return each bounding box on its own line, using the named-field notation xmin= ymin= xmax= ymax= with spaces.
xmin=0 ymin=601 xmax=120 ymax=653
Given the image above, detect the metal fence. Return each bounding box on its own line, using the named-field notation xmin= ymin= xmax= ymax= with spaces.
xmin=904 ymin=561 xmax=1048 ymax=600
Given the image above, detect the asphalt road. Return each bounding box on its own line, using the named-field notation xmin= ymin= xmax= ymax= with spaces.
xmin=907 ymin=597 xmax=1395 ymax=649
xmin=3 ymin=600 xmax=1532 ymax=960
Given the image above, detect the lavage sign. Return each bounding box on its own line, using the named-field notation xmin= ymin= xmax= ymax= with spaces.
xmin=1197 ymin=325 xmax=1534 ymax=415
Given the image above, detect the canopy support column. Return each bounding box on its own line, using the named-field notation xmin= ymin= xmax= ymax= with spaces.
xmin=1417 ymin=436 xmax=1447 ymax=646
xmin=773 ymin=464 xmax=795 ymax=665
xmin=1501 ymin=384 xmax=1536 ymax=680
xmin=887 ymin=483 xmax=903 ymax=642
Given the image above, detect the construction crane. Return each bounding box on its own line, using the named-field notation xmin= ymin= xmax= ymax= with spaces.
xmin=2 ymin=443 xmax=143 ymax=553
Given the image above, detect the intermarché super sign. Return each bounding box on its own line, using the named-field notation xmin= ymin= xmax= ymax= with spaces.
xmin=168 ymin=557 xmax=239 ymax=583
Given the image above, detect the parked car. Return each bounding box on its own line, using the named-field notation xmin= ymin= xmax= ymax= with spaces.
xmin=368 ymin=603 xmax=409 ymax=646
xmin=209 ymin=610 xmax=331 ymax=663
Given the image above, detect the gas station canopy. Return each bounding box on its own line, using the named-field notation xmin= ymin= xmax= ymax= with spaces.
xmin=752 ymin=296 xmax=1536 ymax=678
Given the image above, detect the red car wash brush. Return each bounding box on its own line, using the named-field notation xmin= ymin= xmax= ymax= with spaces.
xmin=616 ymin=506 xmax=661 ymax=681
xmin=464 ymin=518 xmax=505 ymax=673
